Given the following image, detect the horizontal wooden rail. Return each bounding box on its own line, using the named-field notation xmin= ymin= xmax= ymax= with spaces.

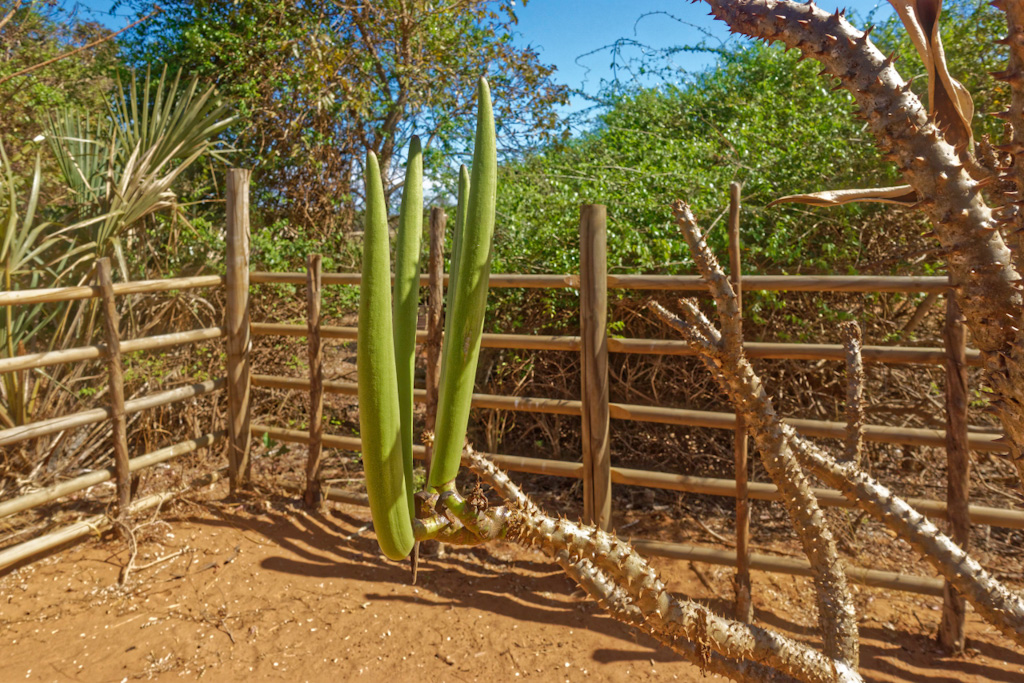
xmin=252 ymin=375 xmax=580 ymax=415
xmin=609 ymin=467 xmax=1024 ymax=530
xmin=0 ymin=432 xmax=226 ymax=519
xmin=0 ymin=327 xmax=226 ymax=376
xmin=250 ymin=424 xmax=585 ymax=479
xmin=249 ymin=420 xmax=1022 ymax=530
xmin=0 ymin=275 xmax=225 ymax=308
xmin=609 ymin=338 xmax=983 ymax=367
xmin=608 ymin=274 xmax=949 ymax=294
xmin=249 ymin=271 xmax=948 ymax=294
xmin=252 ymin=322 xmax=363 ymax=342
xmin=279 ymin=481 xmax=370 ymax=507
xmin=250 ymin=272 xmax=580 ymax=289
xmin=251 ymin=323 xmax=982 ymax=367
xmin=0 ymin=379 xmax=226 ymax=448
xmin=631 ymin=540 xmax=944 ymax=596
xmin=608 ymin=402 xmax=1007 ymax=453
xmin=254 ymin=322 xmax=584 ymax=353
xmin=250 ymin=373 xmax=1006 ymax=452
xmin=0 ymin=470 xmax=224 ymax=573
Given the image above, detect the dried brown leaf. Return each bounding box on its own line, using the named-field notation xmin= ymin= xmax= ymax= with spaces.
xmin=888 ymin=0 xmax=974 ymax=149
xmin=768 ymin=185 xmax=918 ymax=207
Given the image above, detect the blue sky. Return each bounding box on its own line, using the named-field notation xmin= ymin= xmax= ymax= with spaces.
xmin=72 ymin=0 xmax=897 ymax=112
xmin=509 ymin=0 xmax=896 ymax=110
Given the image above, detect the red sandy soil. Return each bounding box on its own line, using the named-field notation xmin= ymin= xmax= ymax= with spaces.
xmin=1 ymin=481 xmax=1022 ymax=683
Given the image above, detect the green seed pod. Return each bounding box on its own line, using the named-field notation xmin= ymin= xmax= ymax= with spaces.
xmin=429 ymin=78 xmax=497 ymax=490
xmin=393 ymin=136 xmax=423 ymax=494
xmin=445 ymin=164 xmax=470 ymax=316
xmin=435 ymin=164 xmax=471 ymax=446
xmin=359 ymin=151 xmax=414 ymax=561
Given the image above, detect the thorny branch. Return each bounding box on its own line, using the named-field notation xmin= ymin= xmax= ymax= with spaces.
xmin=463 ymin=446 xmax=861 ymax=683
xmin=655 ymin=198 xmax=1024 ymax=649
xmin=699 ymin=0 xmax=1024 ymax=492
xmin=839 ymin=322 xmax=864 ymax=467
xmin=653 ymin=201 xmax=860 ymax=668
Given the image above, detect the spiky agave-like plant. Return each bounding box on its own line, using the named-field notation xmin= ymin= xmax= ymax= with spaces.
xmin=358 ymin=77 xmax=501 ymax=557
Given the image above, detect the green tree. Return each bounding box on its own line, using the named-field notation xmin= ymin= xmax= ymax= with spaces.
xmin=0 ymin=1 xmax=119 ymax=178
xmin=495 ymin=41 xmax=899 ymax=280
xmin=492 ymin=1 xmax=1003 ymax=284
xmin=120 ymin=0 xmax=568 ymax=236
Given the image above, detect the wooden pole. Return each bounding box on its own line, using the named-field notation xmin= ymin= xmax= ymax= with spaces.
xmin=304 ymin=254 xmax=325 ymax=507
xmin=413 ymin=207 xmax=448 ymax=578
xmin=225 ymin=169 xmax=253 ymax=493
xmin=939 ymin=292 xmax=970 ymax=654
xmin=580 ymin=204 xmax=611 ymax=530
xmin=424 ymin=208 xmax=446 ymax=475
xmin=96 ymin=258 xmax=132 ymax=513
xmin=728 ymin=182 xmax=753 ymax=623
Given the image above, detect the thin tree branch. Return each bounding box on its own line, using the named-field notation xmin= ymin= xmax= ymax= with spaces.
xmin=659 ymin=200 xmax=860 ymax=668
xmin=0 ymin=0 xmax=24 ymax=34
xmin=839 ymin=321 xmax=864 ymax=467
xmin=0 ymin=7 xmax=161 ymax=87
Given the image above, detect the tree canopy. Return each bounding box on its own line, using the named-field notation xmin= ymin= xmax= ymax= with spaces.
xmin=119 ymin=0 xmax=568 ymax=235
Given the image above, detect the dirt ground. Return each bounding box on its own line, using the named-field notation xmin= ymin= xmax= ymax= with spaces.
xmin=1 ymin=479 xmax=1022 ymax=683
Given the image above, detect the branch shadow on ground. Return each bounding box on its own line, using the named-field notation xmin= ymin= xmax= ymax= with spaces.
xmin=181 ymin=497 xmax=668 ymax=655
xmin=182 ymin=494 xmax=1024 ymax=682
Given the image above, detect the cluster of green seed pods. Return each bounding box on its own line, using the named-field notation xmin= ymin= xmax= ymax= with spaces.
xmin=358 ymin=78 xmax=497 ymax=560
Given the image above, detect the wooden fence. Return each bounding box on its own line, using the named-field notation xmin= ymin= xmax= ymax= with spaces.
xmin=1 ymin=170 xmax=1021 ymax=645
xmin=0 ymin=271 xmax=228 ymax=566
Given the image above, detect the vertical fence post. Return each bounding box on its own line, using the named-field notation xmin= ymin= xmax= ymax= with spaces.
xmin=304 ymin=254 xmax=325 ymax=507
xmin=727 ymin=182 xmax=753 ymax=622
xmin=424 ymin=208 xmax=447 ymax=478
xmin=96 ymin=257 xmax=131 ymax=514
xmin=225 ymin=169 xmax=252 ymax=494
xmin=939 ymin=290 xmax=970 ymax=653
xmin=580 ymin=204 xmax=611 ymax=530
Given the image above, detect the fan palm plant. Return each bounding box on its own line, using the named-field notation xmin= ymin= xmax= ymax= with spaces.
xmin=2 ymin=146 xmax=50 ymax=431
xmin=47 ymin=65 xmax=236 ymax=278
xmin=1 ymin=66 xmax=234 ymax=484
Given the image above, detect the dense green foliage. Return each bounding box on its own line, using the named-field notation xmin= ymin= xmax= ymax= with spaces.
xmin=0 ymin=1 xmax=1008 ymax=337
xmin=0 ymin=1 xmax=118 ymax=191
xmin=492 ymin=0 xmax=1003 ymax=279
xmin=496 ymin=42 xmax=896 ymax=279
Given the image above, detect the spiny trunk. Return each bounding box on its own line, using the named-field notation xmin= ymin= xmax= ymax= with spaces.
xmin=786 ymin=429 xmax=1024 ymax=646
xmin=989 ymin=0 xmax=1024 ymax=485
xmin=557 ymin=550 xmax=802 ymax=682
xmin=465 ymin=448 xmax=862 ymax=683
xmin=664 ymin=201 xmax=860 ymax=668
xmin=659 ymin=197 xmax=1024 ymax=650
xmin=701 ymin=0 xmax=1024 ymax=484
